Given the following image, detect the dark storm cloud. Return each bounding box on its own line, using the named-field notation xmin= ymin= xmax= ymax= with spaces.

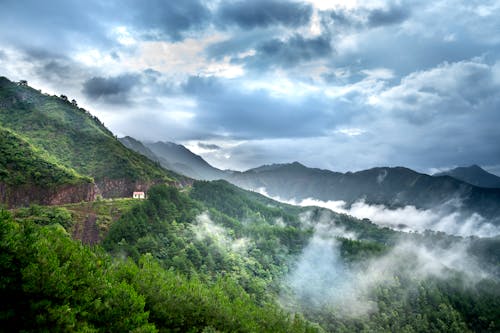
xmin=82 ymin=74 xmax=140 ymax=104
xmin=328 ymin=10 xmax=360 ymax=29
xmin=322 ymin=3 xmax=411 ymax=32
xmin=367 ymin=5 xmax=410 ymax=27
xmin=198 ymin=142 xmax=221 ymax=150
xmin=216 ymin=0 xmax=312 ymax=29
xmin=244 ymin=34 xmax=333 ymax=69
xmin=124 ymin=0 xmax=211 ymax=41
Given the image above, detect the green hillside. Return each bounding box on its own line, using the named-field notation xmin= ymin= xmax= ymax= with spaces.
xmin=0 ymin=77 xmax=176 ymax=183
xmin=0 ymin=126 xmax=91 ymax=187
xmin=3 ymin=182 xmax=498 ymax=332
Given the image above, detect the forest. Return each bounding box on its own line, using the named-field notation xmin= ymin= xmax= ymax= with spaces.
xmin=1 ymin=181 xmax=499 ymax=332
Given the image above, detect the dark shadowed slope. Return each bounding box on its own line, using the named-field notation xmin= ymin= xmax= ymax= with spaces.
xmin=143 ymin=141 xmax=227 ymax=180
xmin=434 ymin=165 xmax=500 ymax=188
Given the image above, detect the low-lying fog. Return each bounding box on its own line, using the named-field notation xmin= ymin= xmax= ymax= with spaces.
xmin=257 ymin=188 xmax=500 ymax=238
xmin=282 ymin=211 xmax=494 ymax=318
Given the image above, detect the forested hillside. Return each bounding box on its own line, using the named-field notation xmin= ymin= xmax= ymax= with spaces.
xmin=0 ymin=77 xmax=185 ymax=200
xmin=2 ymin=180 xmax=498 ymax=332
xmin=0 ymin=127 xmax=95 ymax=206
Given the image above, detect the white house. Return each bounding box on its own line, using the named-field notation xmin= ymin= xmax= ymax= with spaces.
xmin=133 ymin=191 xmax=145 ymax=199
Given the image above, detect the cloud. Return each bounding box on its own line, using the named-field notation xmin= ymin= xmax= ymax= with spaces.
xmin=322 ymin=3 xmax=411 ymax=32
xmin=367 ymin=5 xmax=410 ymax=27
xmin=246 ymin=33 xmax=333 ymax=69
xmin=198 ymin=142 xmax=221 ymax=150
xmin=124 ymin=0 xmax=211 ymax=41
xmin=193 ymin=212 xmax=250 ymax=254
xmin=2 ymin=0 xmax=500 ymax=175
xmin=371 ymin=59 xmax=500 ymax=116
xmin=267 ymin=193 xmax=500 ymax=237
xmin=180 ymin=75 xmax=338 ymax=139
xmin=284 ymin=222 xmax=491 ymax=317
xmin=216 ymin=0 xmax=312 ymax=29
xmin=82 ymin=74 xmax=140 ymax=104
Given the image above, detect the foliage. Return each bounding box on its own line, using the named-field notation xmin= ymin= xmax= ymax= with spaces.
xmin=0 ymin=127 xmax=91 ymax=187
xmin=0 ymin=77 xmax=177 ymax=182
xmin=0 ymin=209 xmax=321 ymax=332
xmin=13 ymin=205 xmax=74 ymax=230
xmin=0 ymin=209 xmax=155 ymax=332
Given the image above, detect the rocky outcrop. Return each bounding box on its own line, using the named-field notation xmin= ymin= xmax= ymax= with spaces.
xmin=0 ymin=182 xmax=96 ymax=208
xmin=0 ymin=177 xmax=193 ymax=208
xmin=94 ymin=177 xmax=193 ymax=199
xmin=95 ymin=178 xmax=162 ymax=198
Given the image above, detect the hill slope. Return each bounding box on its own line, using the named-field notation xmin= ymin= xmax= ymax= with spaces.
xmin=434 ymin=165 xmax=500 ymax=188
xmin=227 ymin=162 xmax=500 ymax=222
xmin=142 ymin=140 xmax=226 ymax=180
xmin=0 ymin=77 xmax=183 ymax=198
xmin=0 ymin=127 xmax=94 ymax=206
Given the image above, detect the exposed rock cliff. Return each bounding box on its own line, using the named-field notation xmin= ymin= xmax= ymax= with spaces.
xmin=0 ymin=182 xmax=96 ymax=208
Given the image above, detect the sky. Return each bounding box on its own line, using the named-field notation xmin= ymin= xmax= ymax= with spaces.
xmin=1 ymin=0 xmax=500 ymax=174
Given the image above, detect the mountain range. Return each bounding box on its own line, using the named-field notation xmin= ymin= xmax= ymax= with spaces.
xmin=2 ymin=75 xmax=500 ymax=226
xmin=121 ymin=134 xmax=500 ymax=223
xmin=434 ymin=165 xmax=500 ymax=188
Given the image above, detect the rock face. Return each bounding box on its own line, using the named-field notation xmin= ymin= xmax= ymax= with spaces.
xmin=0 ymin=177 xmax=193 ymax=208
xmin=94 ymin=178 xmax=193 ymax=199
xmin=0 ymin=182 xmax=96 ymax=208
xmin=95 ymin=179 xmax=149 ymax=199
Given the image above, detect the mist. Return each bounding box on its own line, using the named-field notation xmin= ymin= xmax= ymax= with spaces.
xmin=257 ymin=188 xmax=500 ymax=237
xmin=283 ymin=213 xmax=492 ymax=318
xmin=193 ymin=212 xmax=250 ymax=253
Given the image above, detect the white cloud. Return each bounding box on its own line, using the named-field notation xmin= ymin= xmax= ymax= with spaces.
xmin=370 ymin=58 xmax=499 ymax=112
xmin=258 ymin=188 xmax=500 ymax=237
xmin=284 ymin=225 xmax=491 ymax=317
xmin=335 ymin=127 xmax=365 ymax=136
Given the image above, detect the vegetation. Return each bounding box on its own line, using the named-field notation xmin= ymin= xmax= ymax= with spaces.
xmin=0 ymin=127 xmax=91 ymax=187
xmin=1 ymin=181 xmax=499 ymax=332
xmin=0 ymin=77 xmax=177 ymax=182
xmin=0 ymin=209 xmax=320 ymax=332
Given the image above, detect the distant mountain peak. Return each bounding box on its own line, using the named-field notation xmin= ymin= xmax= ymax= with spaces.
xmin=121 ymin=138 xmax=226 ymax=181
xmin=434 ymin=165 xmax=500 ymax=188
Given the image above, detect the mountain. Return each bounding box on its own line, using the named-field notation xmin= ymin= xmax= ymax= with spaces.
xmin=138 ymin=139 xmax=227 ymax=180
xmin=119 ymin=136 xmax=225 ymax=180
xmin=6 ymin=179 xmax=497 ymax=332
xmin=434 ymin=165 xmax=500 ymax=188
xmin=118 ymin=136 xmax=161 ymax=163
xmin=116 ymin=135 xmax=500 ymax=223
xmin=227 ymin=162 xmax=500 ymax=222
xmin=0 ymin=77 xmax=184 ymax=199
xmin=0 ymin=126 xmax=94 ymax=206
